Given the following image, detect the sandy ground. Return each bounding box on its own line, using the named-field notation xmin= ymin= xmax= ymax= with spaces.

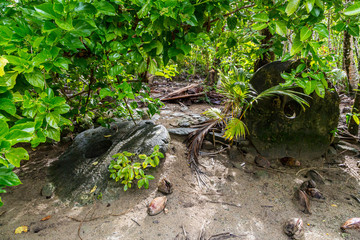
xmin=1 ymin=89 xmax=360 ymax=240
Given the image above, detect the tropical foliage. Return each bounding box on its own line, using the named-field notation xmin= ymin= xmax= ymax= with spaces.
xmin=0 ymin=0 xmax=359 ymax=205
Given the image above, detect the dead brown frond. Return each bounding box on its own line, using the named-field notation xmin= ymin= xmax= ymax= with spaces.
xmin=185 ymin=120 xmax=219 ymax=186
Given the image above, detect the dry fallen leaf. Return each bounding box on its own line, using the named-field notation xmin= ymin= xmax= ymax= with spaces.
xmin=15 ymin=226 xmax=28 ymax=234
xmin=92 ymin=161 xmax=99 ymax=166
xmin=280 ymin=157 xmax=300 ymax=167
xmin=341 ymin=218 xmax=360 ymax=230
xmin=90 ymin=185 xmax=97 ymax=194
xmin=41 ymin=215 xmax=51 ymax=221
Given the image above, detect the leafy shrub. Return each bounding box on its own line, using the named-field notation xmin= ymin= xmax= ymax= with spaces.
xmin=109 ymin=145 xmax=164 ymax=191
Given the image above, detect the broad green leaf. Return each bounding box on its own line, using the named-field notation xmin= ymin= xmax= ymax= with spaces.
xmin=109 ymin=53 xmax=121 ymax=61
xmin=315 ymin=0 xmax=324 ymax=9
xmin=24 ymin=69 xmax=45 ymax=89
xmin=74 ymin=2 xmax=97 ymax=14
xmin=53 ymin=104 xmax=70 ymax=114
xmin=44 ymin=127 xmax=60 ymax=141
xmin=10 ymin=122 xmax=35 ymax=133
xmin=0 ymin=120 xmax=9 ymax=137
xmin=99 ymin=88 xmax=114 ymax=99
xmin=4 ymin=55 xmax=29 ymax=66
xmin=94 ymin=2 xmax=116 ymax=16
xmin=353 ymin=115 xmax=360 ymax=125
xmin=290 ymin=37 xmax=303 ymax=55
xmin=252 ymin=22 xmax=267 ymax=30
xmin=46 ymin=113 xmax=60 ymax=128
xmin=54 ymin=57 xmax=71 ymax=70
xmin=137 ymin=0 xmax=151 ymax=18
xmin=5 ymin=130 xmax=32 ymax=145
xmin=71 ymin=20 xmax=97 ymax=37
xmin=332 ymin=22 xmax=346 ymax=32
xmin=34 ymin=3 xmax=61 ymax=19
xmin=109 ymin=65 xmax=124 ymax=76
xmin=31 ymin=129 xmax=46 ymax=148
xmin=348 ymin=25 xmax=360 ymax=37
xmin=295 ymin=63 xmax=306 ymax=73
xmin=253 ymin=13 xmax=269 ymax=23
xmin=5 ymin=147 xmax=29 ymax=167
xmin=344 ymin=2 xmax=360 ymax=16
xmin=227 ymin=16 xmax=238 ymax=30
xmin=0 ymin=57 xmax=9 ymax=77
xmin=313 ymin=23 xmax=329 ymax=38
xmin=274 ymin=21 xmax=287 ymax=37
xmin=55 ymin=17 xmax=73 ymax=31
xmin=0 ymin=72 xmax=18 ymax=89
xmin=306 ymin=0 xmax=315 ymax=13
xmin=286 ymin=0 xmax=301 ymax=16
xmin=0 ymin=99 xmax=16 ymax=116
xmin=315 ymin=80 xmax=325 ymax=98
xmin=300 ymin=26 xmax=312 ymax=41
xmin=156 ymin=41 xmax=164 ymax=55
xmin=305 ymin=80 xmax=317 ymax=94
xmin=0 ymin=165 xmax=22 ymax=187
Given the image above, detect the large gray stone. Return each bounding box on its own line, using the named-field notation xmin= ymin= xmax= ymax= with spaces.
xmin=49 ymin=120 xmax=170 ymax=204
xmin=245 ymin=61 xmax=340 ymax=159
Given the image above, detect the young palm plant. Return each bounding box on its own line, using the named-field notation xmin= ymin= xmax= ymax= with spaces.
xmin=186 ymin=67 xmax=309 ymax=185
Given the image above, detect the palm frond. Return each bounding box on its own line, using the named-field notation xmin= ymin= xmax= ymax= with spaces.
xmin=254 ymin=85 xmax=310 ymax=110
xmin=203 ymin=108 xmax=223 ymax=121
xmin=223 ymin=118 xmax=248 ymax=141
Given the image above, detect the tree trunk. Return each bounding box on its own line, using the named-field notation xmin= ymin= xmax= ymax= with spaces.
xmin=254 ymin=27 xmax=275 ymax=72
xmin=343 ymin=30 xmax=352 ymax=92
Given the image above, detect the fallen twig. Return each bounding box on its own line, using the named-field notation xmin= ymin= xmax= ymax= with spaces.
xmin=208 ymin=232 xmax=246 ymax=240
xmin=160 ymin=84 xmax=199 ymax=100
xmin=131 ymin=218 xmax=141 ymax=226
xmin=206 ymin=200 xmax=241 ymax=208
xmin=161 ymin=92 xmax=205 ymax=101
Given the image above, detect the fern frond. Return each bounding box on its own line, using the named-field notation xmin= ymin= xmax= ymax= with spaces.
xmin=223 ymin=118 xmax=248 ymax=141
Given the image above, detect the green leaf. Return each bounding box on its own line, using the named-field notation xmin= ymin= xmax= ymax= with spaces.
xmin=344 ymin=2 xmax=360 ymax=16
xmin=94 ymin=2 xmax=116 ymax=16
xmin=55 ymin=17 xmax=73 ymax=31
xmin=0 ymin=98 xmax=16 ymax=116
xmin=300 ymin=26 xmax=312 ymax=41
xmin=5 ymin=147 xmax=29 ymax=167
xmin=44 ymin=127 xmax=60 ymax=141
xmin=290 ymin=37 xmax=303 ymax=55
xmin=348 ymin=25 xmax=360 ymax=37
xmin=99 ymin=88 xmax=114 ymax=99
xmin=71 ymin=20 xmax=97 ymax=37
xmin=252 ymin=22 xmax=268 ymax=31
xmin=227 ymin=16 xmax=238 ymax=30
xmin=253 ymin=13 xmax=269 ymax=23
xmin=109 ymin=65 xmax=124 ymax=76
xmin=74 ymin=2 xmax=97 ymax=14
xmin=0 ymin=165 xmax=22 ymax=187
xmin=313 ymin=23 xmax=329 ymax=38
xmin=286 ymin=0 xmax=301 ymax=16
xmin=0 ymin=72 xmax=18 ymax=90
xmin=34 ymin=3 xmax=61 ymax=19
xmin=315 ymin=81 xmax=325 ymax=98
xmin=353 ymin=115 xmax=360 ymax=125
xmin=54 ymin=57 xmax=71 ymax=70
xmin=10 ymin=122 xmax=35 ymax=133
xmin=46 ymin=113 xmax=60 ymax=128
xmin=295 ymin=63 xmax=306 ymax=73
xmin=305 ymin=0 xmax=315 ymax=13
xmin=332 ymin=22 xmax=346 ymax=32
xmin=24 ymin=69 xmax=45 ymax=89
xmin=0 ymin=120 xmax=9 ymax=137
xmin=305 ymin=80 xmax=317 ymax=94
xmin=137 ymin=179 xmax=144 ymax=188
xmin=5 ymin=130 xmax=32 ymax=145
xmin=137 ymin=0 xmax=151 ymax=18
xmin=274 ymin=21 xmax=287 ymax=37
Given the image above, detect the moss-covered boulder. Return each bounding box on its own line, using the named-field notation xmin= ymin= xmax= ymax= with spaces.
xmin=245 ymin=61 xmax=340 ymax=159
